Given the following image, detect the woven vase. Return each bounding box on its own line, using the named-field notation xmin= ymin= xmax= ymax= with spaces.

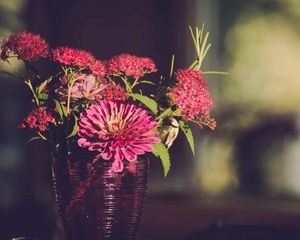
xmin=51 ymin=149 xmax=149 ymax=240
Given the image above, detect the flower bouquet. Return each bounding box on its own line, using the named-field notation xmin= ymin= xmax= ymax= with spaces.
xmin=0 ymin=26 xmax=222 ymax=240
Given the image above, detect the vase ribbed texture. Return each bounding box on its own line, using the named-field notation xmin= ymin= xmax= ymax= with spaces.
xmin=52 ymin=152 xmax=149 ymax=240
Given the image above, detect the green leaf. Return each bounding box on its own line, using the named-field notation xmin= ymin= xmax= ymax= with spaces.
xmin=178 ymin=120 xmax=195 ymax=156
xmin=38 ymin=92 xmax=48 ymax=101
xmin=156 ymin=107 xmax=172 ymax=121
xmin=54 ymin=99 xmax=67 ymax=118
xmin=67 ymin=115 xmax=78 ymax=139
xmin=27 ymin=136 xmax=41 ymax=143
xmin=152 ymin=142 xmax=171 ymax=177
xmin=130 ymin=93 xmax=158 ymax=114
xmin=38 ymin=92 xmax=49 ymax=105
xmin=37 ymin=77 xmax=52 ymax=94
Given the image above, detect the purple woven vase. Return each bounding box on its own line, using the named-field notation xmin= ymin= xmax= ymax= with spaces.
xmin=51 ymin=150 xmax=149 ymax=240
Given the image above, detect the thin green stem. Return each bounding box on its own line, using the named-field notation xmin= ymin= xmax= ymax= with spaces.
xmin=131 ymin=78 xmax=139 ymax=89
xmin=24 ymin=79 xmax=39 ymax=106
xmin=37 ymin=131 xmax=48 ymax=141
xmin=169 ymin=55 xmax=175 ymax=78
xmin=189 ymin=59 xmax=198 ymax=70
xmin=189 ymin=26 xmax=198 ymax=51
xmin=201 ymin=71 xmax=229 ymax=75
xmin=66 ymin=75 xmax=82 ymax=115
xmin=120 ymin=76 xmax=132 ymax=93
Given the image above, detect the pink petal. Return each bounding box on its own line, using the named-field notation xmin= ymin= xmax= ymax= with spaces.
xmin=78 ymin=138 xmax=89 ymax=147
xmin=127 ymin=146 xmax=145 ymax=155
xmin=112 ymin=159 xmax=123 ymax=172
xmin=121 ymin=147 xmax=137 ymax=162
xmin=132 ymin=143 xmax=153 ymax=152
xmin=102 ymin=150 xmax=112 ymax=160
xmin=114 ymin=147 xmax=124 ymax=162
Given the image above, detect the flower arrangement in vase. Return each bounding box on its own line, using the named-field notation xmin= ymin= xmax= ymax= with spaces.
xmin=0 ymin=25 xmax=224 ymax=240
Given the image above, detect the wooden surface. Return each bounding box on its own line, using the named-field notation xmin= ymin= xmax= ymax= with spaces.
xmin=137 ymin=194 xmax=300 ymax=240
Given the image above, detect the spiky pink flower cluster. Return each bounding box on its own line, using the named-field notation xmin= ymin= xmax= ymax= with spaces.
xmin=107 ymin=54 xmax=156 ymax=79
xmin=89 ymin=60 xmax=106 ymax=79
xmin=97 ymin=83 xmax=127 ymax=101
xmin=56 ymin=73 xmax=107 ymax=101
xmin=19 ymin=107 xmax=54 ymax=131
xmin=1 ymin=32 xmax=49 ymax=61
xmin=52 ymin=47 xmax=95 ymax=68
xmin=52 ymin=48 xmax=107 ymax=79
xmin=171 ymin=69 xmax=213 ymax=121
xmin=77 ymin=101 xmax=160 ymax=172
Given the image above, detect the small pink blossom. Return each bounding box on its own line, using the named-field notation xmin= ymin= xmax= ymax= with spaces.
xmin=1 ymin=32 xmax=49 ymax=61
xmin=96 ymin=82 xmax=127 ymax=101
xmin=107 ymin=54 xmax=156 ymax=79
xmin=52 ymin=47 xmax=95 ymax=68
xmin=19 ymin=107 xmax=54 ymax=131
xmin=88 ymin=60 xmax=106 ymax=79
xmin=171 ymin=69 xmax=213 ymax=121
xmin=77 ymin=101 xmax=160 ymax=172
xmin=56 ymin=73 xmax=107 ymax=101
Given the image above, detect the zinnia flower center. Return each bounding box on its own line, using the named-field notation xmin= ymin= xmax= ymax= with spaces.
xmin=107 ymin=118 xmax=125 ymax=133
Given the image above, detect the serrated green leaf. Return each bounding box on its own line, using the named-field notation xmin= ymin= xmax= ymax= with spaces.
xmin=67 ymin=115 xmax=78 ymax=139
xmin=130 ymin=93 xmax=158 ymax=114
xmin=152 ymin=142 xmax=171 ymax=177
xmin=27 ymin=136 xmax=41 ymax=143
xmin=178 ymin=120 xmax=195 ymax=156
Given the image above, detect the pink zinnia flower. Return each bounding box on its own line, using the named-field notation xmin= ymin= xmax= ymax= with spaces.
xmin=56 ymin=73 xmax=107 ymax=101
xmin=77 ymin=101 xmax=160 ymax=172
xmin=171 ymin=69 xmax=213 ymax=121
xmin=107 ymin=54 xmax=156 ymax=79
xmin=19 ymin=107 xmax=54 ymax=131
xmin=52 ymin=47 xmax=95 ymax=68
xmin=1 ymin=32 xmax=49 ymax=61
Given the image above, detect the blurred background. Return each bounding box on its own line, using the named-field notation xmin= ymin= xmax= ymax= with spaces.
xmin=1 ymin=0 xmax=300 ymax=239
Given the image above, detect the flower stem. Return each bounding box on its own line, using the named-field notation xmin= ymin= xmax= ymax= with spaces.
xmin=24 ymin=79 xmax=40 ymax=106
xmin=201 ymin=71 xmax=229 ymax=75
xmin=120 ymin=76 xmax=132 ymax=93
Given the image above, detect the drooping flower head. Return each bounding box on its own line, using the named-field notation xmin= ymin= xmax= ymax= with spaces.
xmin=107 ymin=54 xmax=156 ymax=79
xmin=19 ymin=107 xmax=54 ymax=131
xmin=52 ymin=47 xmax=95 ymax=68
xmin=77 ymin=101 xmax=160 ymax=172
xmin=171 ymin=69 xmax=215 ymax=128
xmin=55 ymin=73 xmax=107 ymax=102
xmin=1 ymin=32 xmax=49 ymax=61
